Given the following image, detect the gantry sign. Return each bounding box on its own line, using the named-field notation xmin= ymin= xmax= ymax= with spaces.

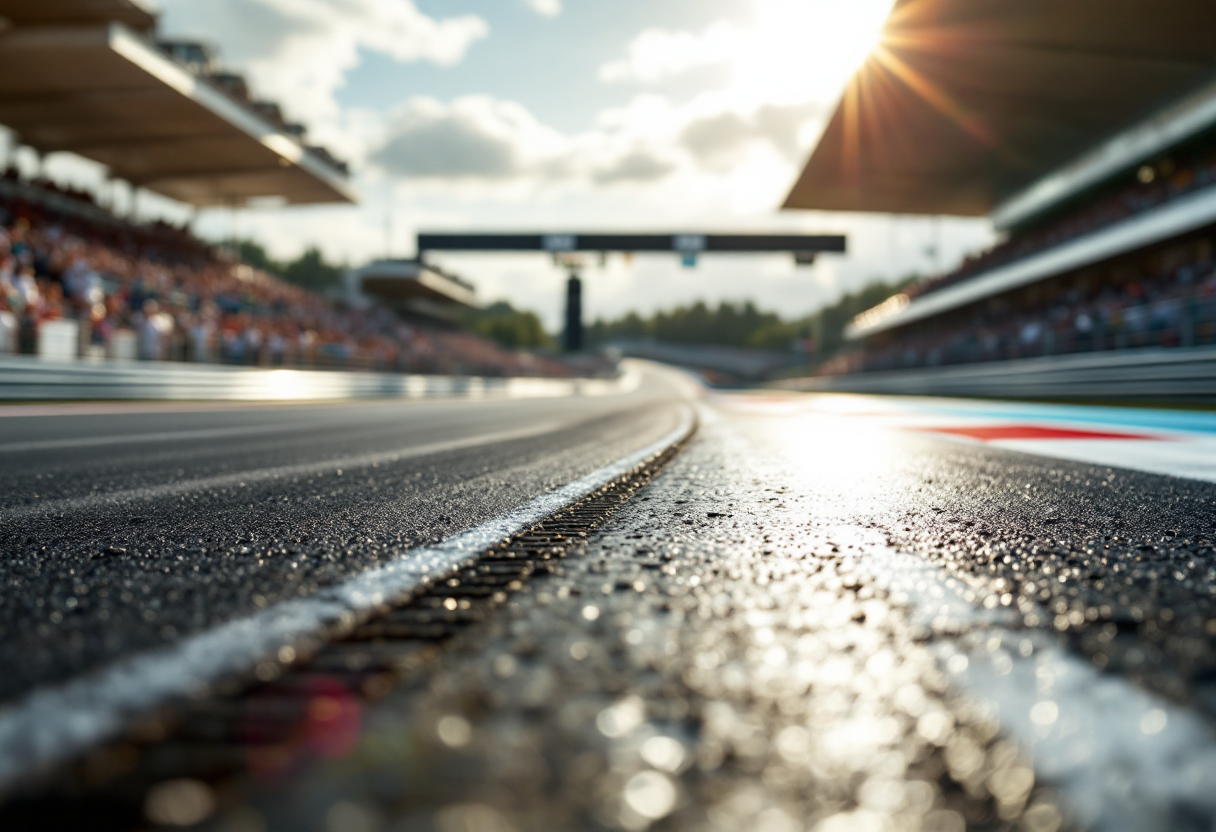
xmin=416 ymin=233 xmax=848 ymax=351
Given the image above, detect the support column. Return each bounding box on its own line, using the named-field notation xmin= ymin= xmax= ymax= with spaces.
xmin=0 ymin=129 xmax=13 ymax=173
xmin=564 ymin=272 xmax=583 ymax=353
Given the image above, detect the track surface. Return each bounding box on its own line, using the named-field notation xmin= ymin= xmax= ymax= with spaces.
xmin=0 ymin=369 xmax=687 ymax=704
xmin=3 ymin=369 xmax=1216 ymax=831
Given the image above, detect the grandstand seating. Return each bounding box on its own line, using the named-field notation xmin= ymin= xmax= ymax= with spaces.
xmin=827 ymin=249 xmax=1216 ymax=376
xmin=0 ymin=171 xmax=569 ymax=379
xmin=906 ymin=142 xmax=1216 ymax=304
xmin=828 ymin=132 xmax=1216 ymax=377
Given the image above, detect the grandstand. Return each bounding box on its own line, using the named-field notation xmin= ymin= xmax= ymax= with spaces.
xmin=344 ymin=260 xmax=478 ymax=329
xmin=0 ymin=0 xmax=566 ymax=379
xmin=786 ymin=0 xmax=1216 ymax=381
xmin=0 ymin=0 xmax=352 ymax=206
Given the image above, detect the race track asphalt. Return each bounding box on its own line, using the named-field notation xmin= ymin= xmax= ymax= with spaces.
xmin=0 ymin=367 xmax=689 ymax=704
xmin=3 ymin=367 xmax=1216 ymax=832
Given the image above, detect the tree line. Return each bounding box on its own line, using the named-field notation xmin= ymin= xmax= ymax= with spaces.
xmin=460 ymin=302 xmax=552 ymax=350
xmin=234 ymin=240 xmax=343 ymax=293
xmin=584 ymin=276 xmax=915 ymax=360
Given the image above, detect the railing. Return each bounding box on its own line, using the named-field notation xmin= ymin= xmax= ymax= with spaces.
xmin=0 ymin=354 xmax=628 ymax=402
xmin=856 ymin=294 xmax=1216 ymax=374
xmin=784 ymin=346 xmax=1216 ymax=402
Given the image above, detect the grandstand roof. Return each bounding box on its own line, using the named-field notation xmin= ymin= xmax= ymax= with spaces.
xmin=0 ymin=0 xmax=155 ymax=32
xmin=349 ymin=260 xmax=478 ymax=309
xmin=784 ymin=0 xmax=1216 ymax=220
xmin=0 ymin=20 xmax=355 ymax=207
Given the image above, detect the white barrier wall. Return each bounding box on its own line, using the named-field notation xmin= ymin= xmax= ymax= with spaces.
xmin=0 ymin=311 xmax=15 ymax=354
xmin=37 ymin=320 xmax=79 ymax=361
xmin=108 ymin=330 xmax=138 ymax=362
xmin=0 ymin=354 xmax=634 ymax=402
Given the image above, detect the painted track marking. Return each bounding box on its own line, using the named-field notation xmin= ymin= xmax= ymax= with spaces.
xmin=0 ymin=406 xmax=695 ymax=792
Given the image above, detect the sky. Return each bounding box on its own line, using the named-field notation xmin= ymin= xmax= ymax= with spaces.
xmin=11 ymin=0 xmax=994 ymax=330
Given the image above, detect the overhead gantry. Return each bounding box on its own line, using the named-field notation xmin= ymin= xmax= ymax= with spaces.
xmin=416 ymin=233 xmax=848 ymax=351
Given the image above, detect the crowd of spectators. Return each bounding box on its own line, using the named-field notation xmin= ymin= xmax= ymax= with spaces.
xmin=905 ymin=141 xmax=1216 ymax=302
xmin=0 ymin=169 xmax=569 ymax=378
xmin=825 ymin=247 xmax=1216 ymax=375
xmin=825 ymin=136 xmax=1216 ymax=377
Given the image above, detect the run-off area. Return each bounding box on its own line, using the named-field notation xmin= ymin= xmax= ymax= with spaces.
xmin=43 ymin=398 xmax=1213 ymax=832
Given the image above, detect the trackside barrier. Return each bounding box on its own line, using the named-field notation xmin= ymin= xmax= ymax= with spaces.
xmin=779 ymin=346 xmax=1216 ymax=402
xmin=36 ymin=320 xmax=80 ymax=361
xmin=0 ymin=355 xmax=632 ymax=402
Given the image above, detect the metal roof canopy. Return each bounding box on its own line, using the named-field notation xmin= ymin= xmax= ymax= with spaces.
xmin=417 ymin=233 xmax=846 ymax=255
xmin=348 ymin=260 xmax=477 ymax=308
xmin=784 ymin=0 xmax=1216 ymax=221
xmin=0 ymin=0 xmax=156 ymax=32
xmin=0 ymin=21 xmax=355 ymax=207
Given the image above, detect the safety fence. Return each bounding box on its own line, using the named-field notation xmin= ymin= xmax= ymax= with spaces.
xmin=0 ymin=354 xmax=630 ymax=402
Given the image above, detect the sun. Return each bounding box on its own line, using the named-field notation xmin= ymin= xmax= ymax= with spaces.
xmin=731 ymin=0 xmax=895 ymax=105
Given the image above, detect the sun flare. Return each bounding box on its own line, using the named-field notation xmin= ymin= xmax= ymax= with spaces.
xmin=732 ymin=0 xmax=895 ymax=104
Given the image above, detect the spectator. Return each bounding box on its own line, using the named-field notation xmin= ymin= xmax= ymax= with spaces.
xmin=0 ymin=171 xmax=572 ymax=379
xmin=835 ymin=251 xmax=1216 ymax=375
xmin=902 ymin=141 xmax=1216 ymax=304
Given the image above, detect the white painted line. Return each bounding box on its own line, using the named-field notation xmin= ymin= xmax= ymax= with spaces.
xmin=0 ymin=424 xmax=291 ymax=454
xmin=0 ymin=401 xmax=325 ymax=418
xmin=0 ymin=406 xmax=695 ymax=792
xmin=859 ymin=545 xmax=1216 ymax=832
xmin=983 ymin=437 xmax=1216 ymax=485
xmin=0 ymin=421 xmax=568 ymax=521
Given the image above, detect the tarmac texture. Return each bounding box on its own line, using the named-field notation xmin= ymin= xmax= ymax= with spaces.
xmin=0 ymin=372 xmax=686 ymax=703
xmin=214 ymin=407 xmax=1063 ymax=832
xmin=3 ymin=367 xmax=1216 ymax=832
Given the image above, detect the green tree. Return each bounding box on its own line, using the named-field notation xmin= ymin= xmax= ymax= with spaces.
xmin=234 ymin=239 xmax=280 ymax=273
xmin=582 ymin=278 xmax=917 ymax=359
xmin=463 ymin=301 xmax=552 ymax=350
xmin=587 ymin=301 xmax=783 ymax=348
xmin=235 ymin=240 xmax=343 ymax=292
xmin=282 ymin=247 xmax=342 ymax=292
xmin=811 ymin=277 xmax=915 ymax=358
xmin=586 ymin=311 xmax=651 ymax=344
xmin=747 ymin=321 xmax=801 ymax=351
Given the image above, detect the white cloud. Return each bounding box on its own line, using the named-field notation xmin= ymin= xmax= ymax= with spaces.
xmin=680 ymin=102 xmax=821 ymax=169
xmin=157 ymin=0 xmax=488 ymax=130
xmin=366 ymin=87 xmax=822 ymax=197
xmin=525 ymin=0 xmax=562 ymax=18
xmin=371 ymin=97 xmax=563 ymax=181
xmin=369 ymin=95 xmax=678 ymax=188
xmin=600 ymin=22 xmax=737 ymax=84
xmin=592 ymin=151 xmax=675 ymax=185
xmin=600 ymin=0 xmax=895 ymax=106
